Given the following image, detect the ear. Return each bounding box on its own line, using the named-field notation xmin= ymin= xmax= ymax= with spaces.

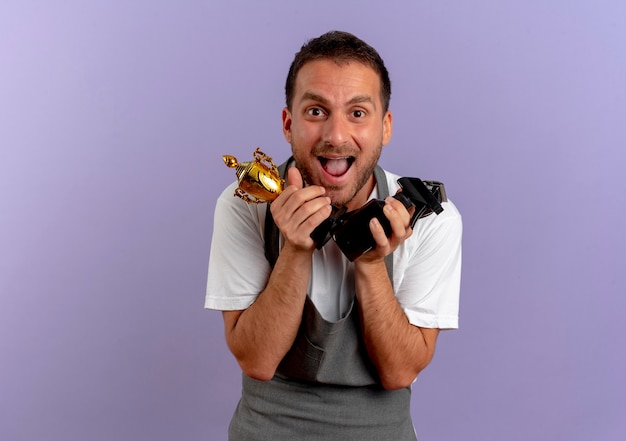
xmin=282 ymin=107 xmax=293 ymax=143
xmin=382 ymin=110 xmax=393 ymax=146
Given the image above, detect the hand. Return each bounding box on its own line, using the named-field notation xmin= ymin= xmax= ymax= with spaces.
xmin=357 ymin=195 xmax=414 ymax=264
xmin=270 ymin=167 xmax=332 ymax=252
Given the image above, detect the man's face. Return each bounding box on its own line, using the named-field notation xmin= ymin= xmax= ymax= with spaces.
xmin=282 ymin=59 xmax=393 ymax=210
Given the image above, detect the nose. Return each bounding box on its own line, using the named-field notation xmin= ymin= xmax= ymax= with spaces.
xmin=322 ymin=114 xmax=349 ymax=147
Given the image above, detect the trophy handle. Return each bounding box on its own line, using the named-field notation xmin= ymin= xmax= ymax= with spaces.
xmin=234 ymin=187 xmax=264 ymax=204
xmin=253 ymin=147 xmax=280 ymax=177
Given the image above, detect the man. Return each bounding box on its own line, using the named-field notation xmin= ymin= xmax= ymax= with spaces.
xmin=206 ymin=30 xmax=462 ymax=440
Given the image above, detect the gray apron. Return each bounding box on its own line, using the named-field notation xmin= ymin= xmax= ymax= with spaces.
xmin=228 ymin=163 xmax=416 ymax=440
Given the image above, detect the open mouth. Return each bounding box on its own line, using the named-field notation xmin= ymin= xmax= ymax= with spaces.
xmin=319 ymin=156 xmax=355 ymax=177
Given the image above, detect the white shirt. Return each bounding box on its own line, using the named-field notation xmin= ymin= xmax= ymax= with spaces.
xmin=205 ymin=168 xmax=462 ymax=329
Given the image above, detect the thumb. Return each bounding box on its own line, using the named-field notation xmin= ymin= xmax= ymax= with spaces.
xmin=287 ymin=166 xmax=304 ymax=189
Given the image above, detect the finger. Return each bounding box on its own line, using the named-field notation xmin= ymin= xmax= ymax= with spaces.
xmin=287 ymin=166 xmax=303 ymax=189
xmin=380 ymin=200 xmax=413 ymax=247
xmin=384 ymin=197 xmax=412 ymax=231
xmin=356 ymin=217 xmax=390 ymax=262
xmin=275 ymin=167 xmax=325 ymax=215
xmin=369 ymin=217 xmax=390 ymax=246
xmin=270 ymin=167 xmax=308 ymax=212
xmin=288 ymin=195 xmax=331 ymax=229
xmin=275 ymin=196 xmax=332 ymax=250
xmin=270 ymin=185 xmax=330 ymax=238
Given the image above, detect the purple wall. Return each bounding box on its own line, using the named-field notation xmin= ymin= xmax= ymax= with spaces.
xmin=1 ymin=1 xmax=624 ymax=440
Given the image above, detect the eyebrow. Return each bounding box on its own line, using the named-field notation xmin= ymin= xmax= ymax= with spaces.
xmin=300 ymin=91 xmax=377 ymax=110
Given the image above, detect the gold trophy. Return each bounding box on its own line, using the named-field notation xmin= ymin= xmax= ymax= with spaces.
xmin=223 ymin=147 xmax=284 ymax=204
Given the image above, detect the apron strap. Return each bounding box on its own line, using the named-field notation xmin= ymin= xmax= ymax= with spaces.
xmin=373 ymin=165 xmax=394 ymax=286
xmin=263 ymin=158 xmax=290 ymax=267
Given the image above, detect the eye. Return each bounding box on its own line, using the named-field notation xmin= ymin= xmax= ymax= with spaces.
xmin=352 ymin=109 xmax=366 ymax=118
xmin=307 ymin=107 xmax=325 ymax=117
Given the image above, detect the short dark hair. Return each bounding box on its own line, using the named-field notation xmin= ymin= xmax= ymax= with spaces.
xmin=285 ymin=31 xmax=391 ymax=113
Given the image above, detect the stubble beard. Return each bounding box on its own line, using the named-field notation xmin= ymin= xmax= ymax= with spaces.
xmin=293 ymin=145 xmax=382 ymax=208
